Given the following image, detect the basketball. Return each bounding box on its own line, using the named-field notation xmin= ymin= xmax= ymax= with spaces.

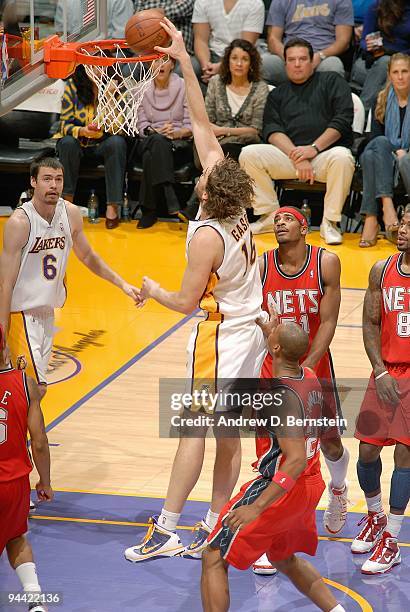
xmin=125 ymin=9 xmax=170 ymax=54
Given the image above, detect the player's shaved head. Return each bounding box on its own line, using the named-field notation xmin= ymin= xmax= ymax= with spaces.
xmin=268 ymin=323 xmax=309 ymax=362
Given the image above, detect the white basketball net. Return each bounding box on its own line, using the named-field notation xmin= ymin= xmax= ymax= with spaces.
xmin=82 ymin=44 xmax=167 ymax=137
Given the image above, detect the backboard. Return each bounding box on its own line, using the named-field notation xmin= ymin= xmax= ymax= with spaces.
xmin=0 ymin=0 xmax=107 ymax=116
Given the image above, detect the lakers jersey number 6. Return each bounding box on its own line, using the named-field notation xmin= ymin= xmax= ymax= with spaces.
xmin=11 ymin=199 xmax=73 ymax=312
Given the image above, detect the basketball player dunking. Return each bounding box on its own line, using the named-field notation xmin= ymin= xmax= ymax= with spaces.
xmin=253 ymin=206 xmax=350 ymax=574
xmin=352 ymin=210 xmax=410 ymax=574
xmin=202 ymin=323 xmax=346 ymax=612
xmin=0 ymin=157 xmax=139 ymax=399
xmin=124 ymin=18 xmax=270 ymax=562
xmin=0 ymin=325 xmax=52 ymax=612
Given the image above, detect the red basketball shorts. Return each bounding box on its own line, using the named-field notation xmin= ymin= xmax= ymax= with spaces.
xmin=208 ymin=471 xmax=325 ymax=570
xmin=0 ymin=475 xmax=30 ymax=555
xmin=355 ymin=363 xmax=410 ymax=446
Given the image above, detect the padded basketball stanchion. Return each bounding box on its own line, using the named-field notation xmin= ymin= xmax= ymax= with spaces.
xmin=43 ymin=35 xmax=167 ymax=136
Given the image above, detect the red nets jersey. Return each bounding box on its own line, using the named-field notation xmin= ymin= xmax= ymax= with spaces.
xmin=255 ymin=367 xmax=323 ymax=478
xmin=381 ymin=253 xmax=410 ymax=364
xmin=261 ymin=245 xmax=324 ymax=377
xmin=0 ymin=368 xmax=32 ymax=482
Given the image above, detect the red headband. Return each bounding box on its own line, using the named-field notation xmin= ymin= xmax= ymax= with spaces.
xmin=274 ymin=207 xmax=308 ymax=227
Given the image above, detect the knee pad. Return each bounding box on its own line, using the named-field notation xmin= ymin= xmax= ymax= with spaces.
xmin=356 ymin=457 xmax=382 ymax=494
xmin=389 ymin=467 xmax=410 ymax=512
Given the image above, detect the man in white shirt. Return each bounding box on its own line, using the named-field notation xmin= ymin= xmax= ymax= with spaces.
xmin=192 ymin=0 xmax=265 ymax=85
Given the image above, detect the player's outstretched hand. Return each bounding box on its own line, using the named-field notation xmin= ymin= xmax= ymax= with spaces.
xmin=256 ymin=302 xmax=279 ymax=338
xmin=122 ymin=282 xmax=141 ymax=303
xmin=155 ymin=17 xmax=187 ymax=61
xmin=140 ymin=276 xmax=160 ymax=303
xmin=225 ymin=505 xmax=260 ymax=532
xmin=36 ymin=482 xmax=53 ymax=502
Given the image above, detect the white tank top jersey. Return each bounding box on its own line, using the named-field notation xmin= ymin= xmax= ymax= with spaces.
xmin=11 ymin=198 xmax=73 ymax=312
xmin=186 ymin=212 xmax=262 ymax=320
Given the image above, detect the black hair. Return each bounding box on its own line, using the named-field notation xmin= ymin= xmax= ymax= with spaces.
xmin=284 ymin=38 xmax=314 ymax=61
xmin=30 ymin=157 xmax=64 ymax=180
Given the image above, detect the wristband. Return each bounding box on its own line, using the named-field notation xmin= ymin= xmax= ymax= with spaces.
xmin=272 ymin=471 xmax=296 ymax=492
xmin=375 ymin=370 xmax=389 ymax=381
xmin=311 ymin=142 xmax=320 ymax=154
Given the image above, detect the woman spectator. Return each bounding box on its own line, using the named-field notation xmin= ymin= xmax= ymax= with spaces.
xmin=204 ymin=39 xmax=269 ymax=162
xmin=55 ymin=65 xmax=127 ymax=229
xmin=136 ymin=57 xmax=192 ymax=229
xmin=359 ymin=53 xmax=410 ymax=247
xmin=351 ymin=0 xmax=410 ymax=112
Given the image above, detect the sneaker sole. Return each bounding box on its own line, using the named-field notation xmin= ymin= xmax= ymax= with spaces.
xmin=351 ymin=531 xmax=385 ymax=555
xmin=252 ymin=568 xmax=277 ymax=575
xmin=124 ymin=545 xmax=185 ymax=562
xmin=361 ymin=557 xmax=401 ymax=575
xmin=323 ymin=523 xmax=346 ymax=535
xmin=351 ymin=542 xmax=380 ymax=555
xmin=179 ymin=550 xmax=203 ymax=559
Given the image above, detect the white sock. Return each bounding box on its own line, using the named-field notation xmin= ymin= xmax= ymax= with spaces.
xmin=325 ymin=447 xmax=350 ymax=490
xmin=386 ymin=513 xmax=404 ymax=538
xmin=205 ymin=508 xmax=219 ymax=531
xmin=15 ymin=562 xmax=41 ymax=593
xmin=365 ymin=492 xmax=384 ymax=514
xmin=158 ymin=508 xmax=180 ymax=532
xmin=330 ymin=605 xmax=345 ymax=612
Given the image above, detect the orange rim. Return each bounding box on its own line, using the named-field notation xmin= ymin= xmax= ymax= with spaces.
xmin=43 ymin=35 xmax=165 ymax=79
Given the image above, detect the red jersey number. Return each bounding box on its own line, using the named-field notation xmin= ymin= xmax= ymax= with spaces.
xmin=0 ymin=407 xmax=7 ymax=444
xmin=397 ymin=312 xmax=410 ymax=337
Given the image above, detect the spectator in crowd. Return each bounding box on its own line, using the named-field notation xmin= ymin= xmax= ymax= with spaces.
xmin=358 ymin=53 xmax=410 ymax=247
xmin=192 ymin=0 xmax=265 ymax=86
xmin=135 ymin=57 xmax=192 ymax=229
xmin=262 ymin=0 xmax=353 ymax=85
xmin=353 ymin=0 xmax=374 ymax=24
xmin=55 ymin=65 xmax=128 ymax=229
xmin=239 ymin=38 xmax=355 ymax=244
xmin=203 ymin=39 xmax=269 ymax=162
xmin=353 ymin=0 xmax=374 ymax=41
xmin=55 ymin=0 xmax=134 ymax=39
xmin=351 ymin=0 xmax=410 ymax=112
xmin=133 ymin=1 xmax=195 ymax=56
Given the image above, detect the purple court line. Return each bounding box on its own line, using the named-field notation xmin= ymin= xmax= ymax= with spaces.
xmin=45 ymin=309 xmax=199 ymax=434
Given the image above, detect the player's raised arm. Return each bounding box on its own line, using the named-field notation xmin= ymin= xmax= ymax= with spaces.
xmin=156 ymin=17 xmax=223 ymax=172
xmin=67 ymin=203 xmax=140 ymax=302
xmin=26 ymin=376 xmax=53 ymax=502
xmin=0 ymin=211 xmax=30 ymax=337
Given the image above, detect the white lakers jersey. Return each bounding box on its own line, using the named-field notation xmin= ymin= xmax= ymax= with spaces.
xmin=11 ymin=199 xmax=73 ymax=312
xmin=186 ymin=212 xmax=262 ymax=320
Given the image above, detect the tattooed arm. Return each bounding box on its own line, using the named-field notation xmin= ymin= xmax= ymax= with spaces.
xmin=363 ymin=260 xmax=400 ymax=404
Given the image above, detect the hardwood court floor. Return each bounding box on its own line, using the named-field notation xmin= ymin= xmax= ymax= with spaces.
xmin=0 ymin=219 xmax=406 ymax=514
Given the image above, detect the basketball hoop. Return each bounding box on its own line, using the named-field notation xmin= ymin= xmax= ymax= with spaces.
xmin=43 ymin=36 xmax=168 ymax=136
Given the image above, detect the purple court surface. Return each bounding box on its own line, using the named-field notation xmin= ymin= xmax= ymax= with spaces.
xmin=0 ymin=491 xmax=409 ymax=611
